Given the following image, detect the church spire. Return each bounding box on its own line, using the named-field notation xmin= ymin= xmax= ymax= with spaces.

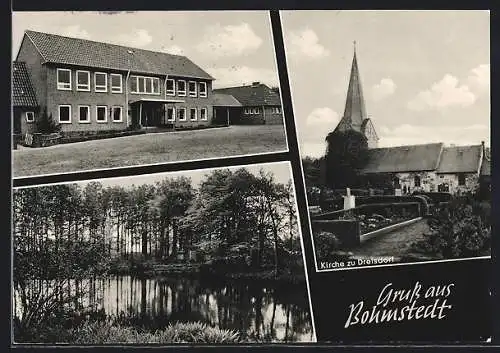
xmin=337 ymin=41 xmax=367 ymax=132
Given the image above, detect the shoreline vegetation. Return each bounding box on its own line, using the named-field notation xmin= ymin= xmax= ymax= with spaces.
xmin=13 ymin=167 xmax=310 ymax=344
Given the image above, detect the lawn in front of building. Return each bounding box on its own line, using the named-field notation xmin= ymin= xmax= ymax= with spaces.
xmin=13 ymin=125 xmax=287 ymax=177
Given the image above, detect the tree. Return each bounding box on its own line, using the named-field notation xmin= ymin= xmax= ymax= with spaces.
xmin=35 ymin=107 xmax=61 ymax=134
xmin=324 ymin=129 xmax=369 ymax=189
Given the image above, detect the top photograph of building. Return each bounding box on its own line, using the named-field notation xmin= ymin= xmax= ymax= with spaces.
xmin=12 ymin=11 xmax=286 ymax=178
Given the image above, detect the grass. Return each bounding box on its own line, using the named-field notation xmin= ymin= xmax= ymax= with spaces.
xmin=13 ymin=125 xmax=287 ymax=177
xmin=66 ymin=321 xmax=245 ymax=344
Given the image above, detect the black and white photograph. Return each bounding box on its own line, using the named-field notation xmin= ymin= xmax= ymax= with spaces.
xmin=281 ymin=10 xmax=491 ymax=271
xmin=12 ymin=11 xmax=286 ymax=178
xmin=12 ymin=161 xmax=315 ymax=344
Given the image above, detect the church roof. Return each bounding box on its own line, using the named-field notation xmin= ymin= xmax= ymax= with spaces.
xmin=361 ymin=143 xmax=444 ymax=174
xmin=436 ymin=145 xmax=483 ymax=174
xmin=335 ymin=45 xmax=367 ymax=133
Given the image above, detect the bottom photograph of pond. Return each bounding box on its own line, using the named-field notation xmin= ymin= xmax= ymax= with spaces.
xmin=12 ymin=161 xmax=315 ymax=344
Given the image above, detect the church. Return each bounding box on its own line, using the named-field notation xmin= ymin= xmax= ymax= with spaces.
xmin=334 ymin=44 xmax=490 ymax=195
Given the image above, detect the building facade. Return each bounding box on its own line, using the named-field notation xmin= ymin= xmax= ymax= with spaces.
xmin=13 ymin=30 xmax=217 ymax=137
xmin=213 ymin=82 xmax=283 ymax=125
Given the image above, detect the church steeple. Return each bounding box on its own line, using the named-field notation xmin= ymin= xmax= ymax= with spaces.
xmin=336 ymin=41 xmax=367 ymax=133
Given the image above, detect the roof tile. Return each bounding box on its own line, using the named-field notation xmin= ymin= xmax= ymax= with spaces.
xmin=25 ymin=30 xmax=213 ymax=80
xmin=12 ymin=61 xmax=38 ymax=107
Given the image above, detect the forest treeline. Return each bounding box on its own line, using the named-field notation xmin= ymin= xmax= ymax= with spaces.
xmin=13 ymin=167 xmax=303 ymax=282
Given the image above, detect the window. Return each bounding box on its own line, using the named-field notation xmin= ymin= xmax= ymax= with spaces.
xmin=25 ymin=111 xmax=34 ymax=123
xmin=458 ymin=173 xmax=466 ymax=186
xmin=166 ymin=79 xmax=175 ymax=96
xmin=167 ymin=107 xmax=176 ymax=121
xmin=273 ymin=107 xmax=281 ymax=114
xmin=245 ymin=107 xmax=260 ymax=115
xmin=76 ymin=70 xmax=90 ymax=91
xmin=112 ymin=106 xmax=123 ymax=122
xmin=58 ymin=105 xmax=71 ymax=123
xmin=414 ymin=175 xmax=421 ymax=188
xmin=96 ymin=106 xmax=107 ymax=122
xmin=110 ymin=74 xmax=123 ymax=93
xmin=190 ymin=108 xmax=197 ymax=121
xmin=95 ymin=72 xmax=108 ymax=92
xmin=177 ymin=80 xmax=186 ymax=96
xmin=57 ymin=68 xmax=71 ymax=90
xmin=130 ymin=76 xmax=160 ymax=94
xmin=78 ymin=106 xmax=90 ymax=123
xmin=199 ymin=82 xmax=207 ymax=98
xmin=188 ymin=81 xmax=197 ymax=97
xmin=200 ymin=107 xmax=208 ymax=121
xmin=178 ymin=107 xmax=186 ymax=121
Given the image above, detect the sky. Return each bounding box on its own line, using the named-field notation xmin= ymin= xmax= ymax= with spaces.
xmin=16 ymin=161 xmax=294 ymax=190
xmin=281 ymin=10 xmax=490 ymax=158
xmin=12 ymin=11 xmax=280 ymax=89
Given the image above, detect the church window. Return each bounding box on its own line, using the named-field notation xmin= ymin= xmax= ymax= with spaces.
xmin=414 ymin=175 xmax=421 ymax=187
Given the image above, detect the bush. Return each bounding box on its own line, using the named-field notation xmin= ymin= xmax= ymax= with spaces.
xmin=313 ymin=231 xmax=342 ymax=259
xmin=411 ymin=198 xmax=491 ymax=258
xmin=68 ymin=321 xmax=243 ymax=344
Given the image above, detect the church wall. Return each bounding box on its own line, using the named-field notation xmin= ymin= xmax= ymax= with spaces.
xmin=436 ymin=173 xmax=479 ymax=194
xmin=394 ymin=171 xmax=438 ymax=194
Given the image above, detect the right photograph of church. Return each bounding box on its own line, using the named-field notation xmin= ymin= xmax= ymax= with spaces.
xmin=281 ymin=10 xmax=491 ymax=271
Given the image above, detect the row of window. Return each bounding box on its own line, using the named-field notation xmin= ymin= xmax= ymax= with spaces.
xmin=243 ymin=107 xmax=282 ymax=115
xmin=165 ymin=107 xmax=208 ymax=122
xmin=52 ymin=105 xmax=209 ymax=124
xmin=165 ymin=79 xmax=207 ymax=98
xmin=56 ymin=68 xmax=208 ymax=97
xmin=56 ymin=105 xmax=124 ymax=124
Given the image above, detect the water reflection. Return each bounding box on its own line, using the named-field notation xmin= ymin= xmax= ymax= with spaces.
xmin=14 ymin=276 xmax=314 ymax=343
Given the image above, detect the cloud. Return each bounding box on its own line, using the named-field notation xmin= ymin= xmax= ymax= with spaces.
xmin=162 ymin=45 xmax=184 ymax=55
xmin=300 ymin=108 xmax=340 ymax=158
xmin=287 ymin=28 xmax=329 ymax=59
xmin=467 ymin=63 xmax=490 ymax=92
xmin=61 ymin=25 xmax=91 ymax=39
xmin=196 ymin=23 xmax=262 ymax=58
xmin=371 ymin=78 xmax=396 ymax=101
xmin=378 ymin=123 xmax=490 ymax=147
xmin=408 ymin=74 xmax=476 ymax=111
xmin=209 ymin=66 xmax=279 ymax=88
xmin=114 ymin=29 xmax=152 ymax=47
xmin=305 ymin=107 xmax=340 ymax=127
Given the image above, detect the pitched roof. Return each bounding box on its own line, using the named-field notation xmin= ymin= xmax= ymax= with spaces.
xmin=23 ymin=30 xmax=214 ymax=80
xmin=12 ymin=61 xmax=38 ymax=107
xmin=335 ymin=47 xmax=367 ymax=133
xmin=211 ymin=93 xmax=242 ymax=107
xmin=361 ymin=143 xmax=444 ymax=174
xmin=213 ymin=83 xmax=281 ymax=106
xmin=436 ymin=145 xmax=483 ymax=174
xmin=480 ymin=156 xmax=490 ymax=176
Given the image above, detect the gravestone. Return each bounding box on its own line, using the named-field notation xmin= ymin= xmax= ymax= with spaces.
xmin=343 ymin=187 xmax=356 ymax=210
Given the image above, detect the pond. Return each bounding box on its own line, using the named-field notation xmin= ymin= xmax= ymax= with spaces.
xmin=14 ymin=275 xmax=314 ymax=343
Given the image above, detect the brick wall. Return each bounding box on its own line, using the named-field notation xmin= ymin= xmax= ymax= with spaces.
xmin=44 ymin=65 xmax=214 ymax=133
xmin=436 ymin=173 xmax=479 ymax=194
